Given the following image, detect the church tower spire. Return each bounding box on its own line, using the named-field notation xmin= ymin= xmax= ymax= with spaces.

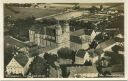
xmin=63 ymin=20 xmax=70 ymax=33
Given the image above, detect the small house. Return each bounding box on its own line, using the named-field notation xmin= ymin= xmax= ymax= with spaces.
xmin=75 ymin=49 xmax=91 ymax=64
xmin=96 ymin=39 xmax=117 ymax=51
xmin=6 ymin=52 xmax=34 ymax=76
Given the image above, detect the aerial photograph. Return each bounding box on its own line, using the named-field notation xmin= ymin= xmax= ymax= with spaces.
xmin=4 ymin=3 xmax=124 ymax=78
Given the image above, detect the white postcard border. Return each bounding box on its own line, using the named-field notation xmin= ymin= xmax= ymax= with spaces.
xmin=0 ymin=0 xmax=128 ymax=80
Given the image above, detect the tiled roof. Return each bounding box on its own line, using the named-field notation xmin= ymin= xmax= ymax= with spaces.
xmin=76 ymin=49 xmax=86 ymax=58
xmin=71 ymin=29 xmax=85 ymax=36
xmin=96 ymin=39 xmax=116 ymax=50
xmin=14 ymin=52 xmax=29 ymax=67
xmin=70 ymin=36 xmax=82 ymax=44
xmin=71 ymin=29 xmax=94 ymax=36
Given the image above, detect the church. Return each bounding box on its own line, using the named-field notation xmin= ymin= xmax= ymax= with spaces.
xmin=29 ymin=21 xmax=70 ymax=54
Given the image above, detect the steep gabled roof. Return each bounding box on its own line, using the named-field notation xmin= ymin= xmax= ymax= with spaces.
xmin=14 ymin=52 xmax=29 ymax=67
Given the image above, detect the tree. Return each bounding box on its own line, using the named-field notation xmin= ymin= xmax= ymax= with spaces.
xmin=28 ymin=48 xmax=39 ymax=57
xmin=4 ymin=46 xmax=14 ymax=69
xmin=44 ymin=53 xmax=57 ymax=62
xmin=100 ymin=5 xmax=103 ymax=11
xmin=85 ymin=21 xmax=95 ymax=29
xmin=89 ymin=6 xmax=99 ymax=14
xmin=44 ymin=53 xmax=58 ymax=68
xmin=57 ymin=47 xmax=75 ymax=60
xmin=102 ymin=68 xmax=111 ymax=77
xmin=111 ymin=45 xmax=120 ymax=53
xmin=4 ymin=16 xmax=15 ymax=35
xmin=9 ymin=16 xmax=35 ymax=41
xmin=72 ymin=3 xmax=80 ymax=10
xmin=29 ymin=56 xmax=48 ymax=77
xmin=104 ymin=51 xmax=124 ymax=65
xmin=89 ymin=40 xmax=98 ymax=49
xmin=42 ymin=18 xmax=57 ymax=26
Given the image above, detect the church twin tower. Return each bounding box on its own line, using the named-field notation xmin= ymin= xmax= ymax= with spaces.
xmin=29 ymin=22 xmax=70 ymax=48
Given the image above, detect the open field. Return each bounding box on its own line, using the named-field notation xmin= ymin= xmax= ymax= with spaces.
xmin=4 ymin=6 xmax=65 ymax=19
xmin=53 ymin=3 xmax=124 ymax=9
xmin=4 ymin=3 xmax=123 ymax=19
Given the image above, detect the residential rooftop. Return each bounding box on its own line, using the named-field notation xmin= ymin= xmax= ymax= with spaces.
xmin=96 ymin=39 xmax=116 ymax=50
xmin=76 ymin=49 xmax=86 ymax=58
xmin=71 ymin=29 xmax=94 ymax=36
xmin=14 ymin=52 xmax=29 ymax=67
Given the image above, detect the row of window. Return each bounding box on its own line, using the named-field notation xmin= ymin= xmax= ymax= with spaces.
xmin=7 ymin=68 xmax=22 ymax=74
xmin=30 ymin=35 xmax=56 ymax=41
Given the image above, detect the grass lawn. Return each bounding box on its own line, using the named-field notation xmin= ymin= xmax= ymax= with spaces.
xmin=4 ymin=3 xmax=123 ymax=19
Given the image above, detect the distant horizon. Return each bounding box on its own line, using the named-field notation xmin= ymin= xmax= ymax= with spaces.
xmin=4 ymin=3 xmax=124 ymax=10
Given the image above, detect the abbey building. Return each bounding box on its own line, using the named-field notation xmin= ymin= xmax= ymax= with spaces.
xmin=29 ymin=22 xmax=70 ymax=53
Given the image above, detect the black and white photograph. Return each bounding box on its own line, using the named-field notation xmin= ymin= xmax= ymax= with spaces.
xmin=3 ymin=3 xmax=125 ymax=78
